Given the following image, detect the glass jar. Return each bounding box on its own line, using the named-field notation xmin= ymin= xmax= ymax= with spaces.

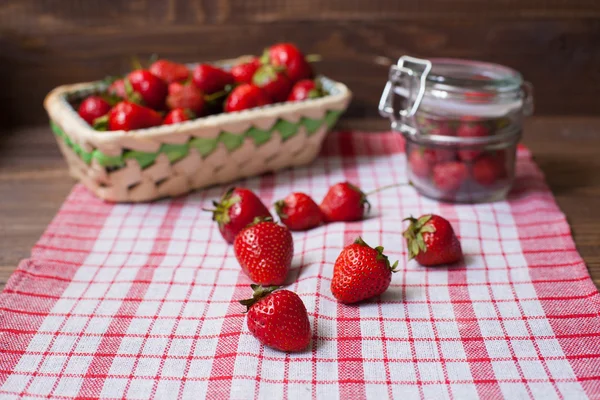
xmin=379 ymin=56 xmax=534 ymax=203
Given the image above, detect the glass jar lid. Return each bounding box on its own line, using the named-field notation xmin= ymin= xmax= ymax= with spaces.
xmin=379 ymin=56 xmax=534 ymax=133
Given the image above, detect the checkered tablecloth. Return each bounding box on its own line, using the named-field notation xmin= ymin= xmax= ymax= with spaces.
xmin=1 ymin=131 xmax=599 ymax=400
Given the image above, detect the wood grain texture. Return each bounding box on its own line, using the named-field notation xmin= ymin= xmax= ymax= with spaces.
xmin=0 ymin=0 xmax=599 ymax=127
xmin=1 ymin=117 xmax=600 ymax=291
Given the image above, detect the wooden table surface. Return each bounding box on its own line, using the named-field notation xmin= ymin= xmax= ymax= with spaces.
xmin=1 ymin=117 xmax=599 ymax=291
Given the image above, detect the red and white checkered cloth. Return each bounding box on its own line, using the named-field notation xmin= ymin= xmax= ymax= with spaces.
xmin=1 ymin=131 xmax=599 ymax=400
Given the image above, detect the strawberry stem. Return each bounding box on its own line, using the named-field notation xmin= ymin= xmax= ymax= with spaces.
xmin=239 ymin=284 xmax=281 ymax=312
xmin=365 ymin=182 xmax=409 ymax=196
xmin=305 ymin=54 xmax=322 ymax=63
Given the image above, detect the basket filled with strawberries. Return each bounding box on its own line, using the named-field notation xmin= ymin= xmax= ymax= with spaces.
xmin=44 ymin=43 xmax=351 ymax=203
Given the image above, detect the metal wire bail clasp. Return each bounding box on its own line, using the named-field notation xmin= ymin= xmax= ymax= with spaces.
xmin=378 ymin=56 xmax=432 ymax=134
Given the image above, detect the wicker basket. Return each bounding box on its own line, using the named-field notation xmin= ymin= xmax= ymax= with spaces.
xmin=44 ymin=60 xmax=352 ymax=203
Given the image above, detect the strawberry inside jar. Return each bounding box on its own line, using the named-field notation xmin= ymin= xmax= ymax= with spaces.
xmin=379 ymin=56 xmax=533 ymax=203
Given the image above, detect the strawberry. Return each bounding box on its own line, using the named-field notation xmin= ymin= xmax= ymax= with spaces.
xmin=265 ymin=43 xmax=313 ymax=83
xmin=224 ymin=84 xmax=272 ymax=113
xmin=149 ymin=59 xmax=190 ymax=84
xmin=166 ymin=82 xmax=205 ymax=115
xmin=423 ymin=148 xmax=456 ymax=164
xmin=163 ymin=108 xmax=195 ymax=125
xmin=287 ymin=79 xmax=322 ymax=102
xmin=107 ymin=101 xmax=163 ymax=131
xmin=457 ymin=121 xmax=490 ymax=161
xmin=331 ymin=237 xmax=398 ymax=304
xmin=320 ymin=182 xmax=369 ymax=222
xmin=275 ymin=192 xmax=323 ymax=231
xmin=234 ymin=219 xmax=293 ymax=285
xmin=125 ymin=69 xmax=168 ymax=110
xmin=77 ymin=96 xmax=112 ymax=125
xmin=408 ymin=148 xmax=433 ymax=179
xmin=433 ymin=161 xmax=468 ymax=192
xmin=192 ymin=64 xmax=234 ymax=94
xmin=472 ymin=153 xmax=507 ymax=186
xmin=107 ymin=79 xmax=126 ymax=99
xmin=252 ymin=65 xmax=293 ymax=103
xmin=240 ymin=285 xmax=311 ymax=352
xmin=206 ymin=187 xmax=272 ymax=244
xmin=403 ymin=214 xmax=463 ymax=266
xmin=231 ymin=58 xmax=261 ymax=84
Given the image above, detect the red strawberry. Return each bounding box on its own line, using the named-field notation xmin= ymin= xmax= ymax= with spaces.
xmin=457 ymin=121 xmax=490 ymax=161
xmin=403 ymin=214 xmax=463 ymax=266
xmin=331 ymin=237 xmax=398 ymax=304
xmin=231 ymin=58 xmax=261 ymax=84
xmin=287 ymin=79 xmax=322 ymax=102
xmin=192 ymin=64 xmax=234 ymax=94
xmin=126 ymin=69 xmax=168 ymax=110
xmin=206 ymin=187 xmax=272 ymax=244
xmin=408 ymin=149 xmax=432 ymax=179
xmin=234 ymin=219 xmax=293 ymax=285
xmin=433 ymin=161 xmax=468 ymax=192
xmin=108 ymin=79 xmax=126 ymax=99
xmin=224 ymin=84 xmax=272 ymax=113
xmin=149 ymin=59 xmax=190 ymax=84
xmin=252 ymin=65 xmax=293 ymax=103
xmin=423 ymin=148 xmax=456 ymax=164
xmin=77 ymin=96 xmax=111 ymax=125
xmin=265 ymin=43 xmax=313 ymax=83
xmin=320 ymin=182 xmax=369 ymax=222
xmin=472 ymin=153 xmax=507 ymax=186
xmin=240 ymin=285 xmax=311 ymax=352
xmin=107 ymin=101 xmax=163 ymax=131
xmin=163 ymin=108 xmax=195 ymax=125
xmin=275 ymin=192 xmax=323 ymax=231
xmin=166 ymin=82 xmax=205 ymax=115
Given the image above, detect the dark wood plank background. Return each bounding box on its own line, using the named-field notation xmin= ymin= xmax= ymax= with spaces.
xmin=1 ymin=0 xmax=600 ymax=128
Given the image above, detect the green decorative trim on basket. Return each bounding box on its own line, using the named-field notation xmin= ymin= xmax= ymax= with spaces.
xmin=50 ymin=109 xmax=344 ymax=170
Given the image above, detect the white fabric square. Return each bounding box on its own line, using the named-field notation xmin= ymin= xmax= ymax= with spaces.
xmin=126 ymin=378 xmax=155 ymax=399
xmin=473 ymin=302 xmax=498 ymax=318
xmin=491 ymin=284 xmax=514 ymax=300
xmin=440 ymin=341 xmax=467 ymax=359
xmin=54 ymin=377 xmax=83 ymax=397
xmin=410 ymin=321 xmax=435 ymax=338
xmin=497 ymin=302 xmax=521 ymax=318
xmin=435 ymin=321 xmax=461 ymax=339
xmin=181 ymin=381 xmax=208 ymax=400
xmin=518 ymin=359 xmax=548 ymax=380
xmin=485 ymin=340 xmax=512 ymax=359
xmin=512 ymin=339 xmax=538 ymax=358
xmin=142 ymin=337 xmax=169 ymax=355
xmin=386 ymin=341 xmax=412 ymax=359
xmin=288 ymin=361 xmax=312 ymax=381
xmin=154 ymin=380 xmax=181 ymax=399
xmin=478 ymin=320 xmax=504 ymax=337
xmin=529 ymin=318 xmax=555 ymax=337
xmin=64 ymin=355 xmax=93 ymax=374
xmin=261 ymin=360 xmax=286 ymax=381
xmin=362 ymin=339 xmax=384 ymax=359
xmin=504 ymin=319 xmax=529 ymax=337
xmin=161 ymin=359 xmax=187 ymax=378
xmin=451 ymin=383 xmax=479 ymax=400
xmin=134 ymin=357 xmax=162 ymax=377
xmin=414 ymin=340 xmax=439 ymax=359
xmin=27 ymin=376 xmax=56 ymax=395
xmin=26 ymin=334 xmax=54 ymax=352
xmin=14 ymin=354 xmax=43 ymax=373
xmin=418 ymin=362 xmax=445 ymax=382
xmin=423 ymin=384 xmax=451 ymax=400
xmin=546 ymin=359 xmax=577 ymax=379
xmin=363 ymin=361 xmax=387 ymax=381
xmin=492 ymin=361 xmax=521 ymax=380
xmin=389 ymin=362 xmax=418 ymax=382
